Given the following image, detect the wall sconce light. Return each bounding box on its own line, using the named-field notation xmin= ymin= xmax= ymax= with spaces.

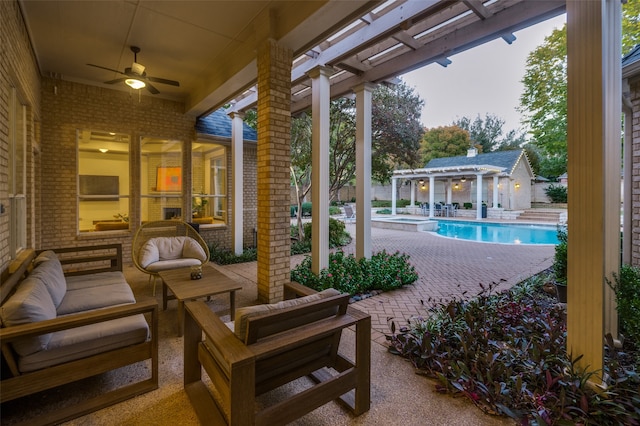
xmin=419 ymin=179 xmax=424 ymax=186
xmin=460 ymin=176 xmax=466 ymax=183
xmin=515 ymin=182 xmax=520 ymax=188
xmin=454 ymin=183 xmax=459 ymax=189
xmin=125 ymin=78 xmax=146 ymax=90
xmin=98 ymin=148 xmax=109 ymax=153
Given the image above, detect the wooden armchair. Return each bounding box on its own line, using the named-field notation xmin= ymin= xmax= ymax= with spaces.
xmin=183 ymin=282 xmax=371 ymax=425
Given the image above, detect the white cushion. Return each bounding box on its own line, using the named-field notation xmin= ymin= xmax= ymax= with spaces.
xmin=18 ymin=315 xmax=149 ymax=373
xmin=145 ymin=258 xmax=202 ymax=272
xmin=139 ymin=236 xmax=206 ymax=269
xmin=234 ymin=288 xmax=341 ymax=341
xmin=0 ymin=277 xmax=57 ymax=356
xmin=182 ymin=237 xmax=207 ymax=262
xmin=57 ymin=283 xmax=135 ymax=316
xmin=29 ymin=256 xmax=67 ymax=308
xmin=138 ymin=240 xmax=160 ymax=268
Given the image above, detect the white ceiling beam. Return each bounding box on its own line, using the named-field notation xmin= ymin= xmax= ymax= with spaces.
xmin=291 ymin=0 xmax=566 ymax=113
xmin=463 ymin=0 xmax=493 ymax=20
xmin=392 ymin=30 xmax=423 ymax=50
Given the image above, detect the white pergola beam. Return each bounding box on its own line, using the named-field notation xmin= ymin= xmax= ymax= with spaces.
xmin=291 ymin=0 xmax=565 ymax=113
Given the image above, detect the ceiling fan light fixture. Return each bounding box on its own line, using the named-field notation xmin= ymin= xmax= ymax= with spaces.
xmin=125 ymin=78 xmax=146 ymax=90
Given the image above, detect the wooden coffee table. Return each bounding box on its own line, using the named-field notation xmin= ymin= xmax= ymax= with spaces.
xmin=159 ymin=264 xmax=242 ymax=336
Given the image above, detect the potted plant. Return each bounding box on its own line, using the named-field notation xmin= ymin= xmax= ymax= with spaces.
xmin=553 ymin=226 xmax=568 ymax=303
xmin=192 ymin=196 xmax=208 ymax=218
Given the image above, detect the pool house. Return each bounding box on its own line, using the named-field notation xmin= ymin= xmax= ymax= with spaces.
xmin=392 ymin=148 xmax=534 ymax=219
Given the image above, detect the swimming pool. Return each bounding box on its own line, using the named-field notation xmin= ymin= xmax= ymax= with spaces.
xmin=436 ymin=220 xmax=559 ymax=245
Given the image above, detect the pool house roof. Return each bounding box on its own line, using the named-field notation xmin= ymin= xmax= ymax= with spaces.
xmin=393 ymin=148 xmax=533 ymax=180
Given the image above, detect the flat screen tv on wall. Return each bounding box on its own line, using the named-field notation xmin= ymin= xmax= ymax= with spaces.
xmin=79 ymin=175 xmax=119 ymax=201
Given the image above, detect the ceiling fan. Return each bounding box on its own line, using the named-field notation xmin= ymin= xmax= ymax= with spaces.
xmin=87 ymin=46 xmax=179 ymax=94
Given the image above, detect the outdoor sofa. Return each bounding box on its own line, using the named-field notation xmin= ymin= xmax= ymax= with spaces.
xmin=0 ymin=244 xmax=158 ymax=425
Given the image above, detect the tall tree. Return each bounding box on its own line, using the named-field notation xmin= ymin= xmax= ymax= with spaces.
xmin=289 ymin=80 xmax=424 ymax=206
xmin=420 ymin=125 xmax=470 ymax=164
xmin=454 ymin=114 xmax=505 ymax=153
xmin=623 ymin=0 xmax=640 ymax=54
xmin=519 ymin=2 xmax=640 ymax=180
xmin=518 ymin=26 xmax=567 ymax=162
xmin=372 ymin=81 xmax=425 ymax=173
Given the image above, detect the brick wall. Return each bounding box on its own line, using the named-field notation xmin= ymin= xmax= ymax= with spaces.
xmin=0 ymin=0 xmax=41 ymax=273
xmin=39 ymin=78 xmax=259 ymax=261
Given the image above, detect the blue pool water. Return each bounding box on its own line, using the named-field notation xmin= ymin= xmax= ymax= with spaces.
xmin=436 ymin=220 xmax=559 ymax=245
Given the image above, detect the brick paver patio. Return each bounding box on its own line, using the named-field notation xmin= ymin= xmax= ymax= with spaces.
xmin=220 ymin=221 xmax=556 ymax=346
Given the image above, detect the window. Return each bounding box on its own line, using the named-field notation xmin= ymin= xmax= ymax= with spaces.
xmin=141 ymin=137 xmax=183 ymax=221
xmin=8 ymin=88 xmax=27 ymax=256
xmin=192 ymin=141 xmax=227 ymax=226
xmin=77 ymin=130 xmax=130 ymax=232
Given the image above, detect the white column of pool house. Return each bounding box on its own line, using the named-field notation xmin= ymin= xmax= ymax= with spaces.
xmin=476 ymin=174 xmax=483 ymax=220
xmin=429 ymin=176 xmax=435 ymax=218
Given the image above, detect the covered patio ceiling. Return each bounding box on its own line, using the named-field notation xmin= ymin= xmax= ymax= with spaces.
xmin=19 ymin=0 xmax=566 ymax=119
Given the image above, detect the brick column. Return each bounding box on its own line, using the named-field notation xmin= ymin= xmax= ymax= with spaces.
xmin=256 ymin=39 xmax=292 ymax=303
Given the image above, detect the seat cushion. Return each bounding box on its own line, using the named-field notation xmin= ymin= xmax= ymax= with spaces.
xmin=233 ymin=288 xmax=341 ymax=341
xmin=145 ymin=258 xmax=202 ymax=272
xmin=28 ymin=255 xmax=67 ymax=308
xmin=0 ymin=277 xmax=57 ymax=356
xmin=18 ymin=314 xmax=149 ymax=373
xmin=65 ymin=271 xmax=129 ymax=291
xmin=56 ymin=282 xmax=136 ymax=316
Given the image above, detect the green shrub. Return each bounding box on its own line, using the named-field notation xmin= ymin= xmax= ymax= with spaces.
xmin=301 ymin=202 xmax=312 ymax=217
xmin=290 ymin=205 xmax=298 ymax=217
xmin=463 ymin=202 xmax=472 ymax=209
xmin=209 ymin=243 xmax=257 ymax=264
xmin=376 ymin=208 xmax=392 ymax=214
xmin=291 ymin=249 xmax=418 ymax=295
xmin=329 ymin=205 xmax=342 ymax=215
xmin=554 ymin=226 xmax=568 ymax=283
xmin=371 ymin=200 xmax=391 ymax=208
xmin=545 ymin=184 xmax=568 ymax=203
xmin=610 ymin=264 xmax=640 ymax=346
xmin=301 ymin=217 xmax=351 ymax=248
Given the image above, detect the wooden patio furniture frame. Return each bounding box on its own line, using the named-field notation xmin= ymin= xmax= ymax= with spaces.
xmin=0 ymin=244 xmax=159 ymax=426
xmin=183 ymin=281 xmax=371 ymax=426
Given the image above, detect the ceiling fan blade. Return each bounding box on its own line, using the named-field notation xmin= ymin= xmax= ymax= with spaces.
xmin=147 ymin=76 xmax=180 ymax=87
xmin=87 ymin=63 xmax=125 ymax=75
xmin=104 ymin=78 xmax=127 ymax=84
xmin=145 ymin=82 xmax=160 ymax=95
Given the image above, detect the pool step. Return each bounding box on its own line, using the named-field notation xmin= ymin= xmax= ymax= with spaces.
xmin=516 ymin=209 xmax=564 ymax=223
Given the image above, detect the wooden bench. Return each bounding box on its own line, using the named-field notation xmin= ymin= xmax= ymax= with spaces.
xmin=0 ymin=244 xmax=158 ymax=426
xmin=183 ymin=281 xmax=371 ymax=425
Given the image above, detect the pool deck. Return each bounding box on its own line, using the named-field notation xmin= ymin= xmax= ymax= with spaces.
xmin=221 ymin=216 xmax=556 ymax=346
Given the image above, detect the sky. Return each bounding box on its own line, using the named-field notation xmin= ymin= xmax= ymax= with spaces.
xmin=401 ymin=14 xmax=567 ymax=135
